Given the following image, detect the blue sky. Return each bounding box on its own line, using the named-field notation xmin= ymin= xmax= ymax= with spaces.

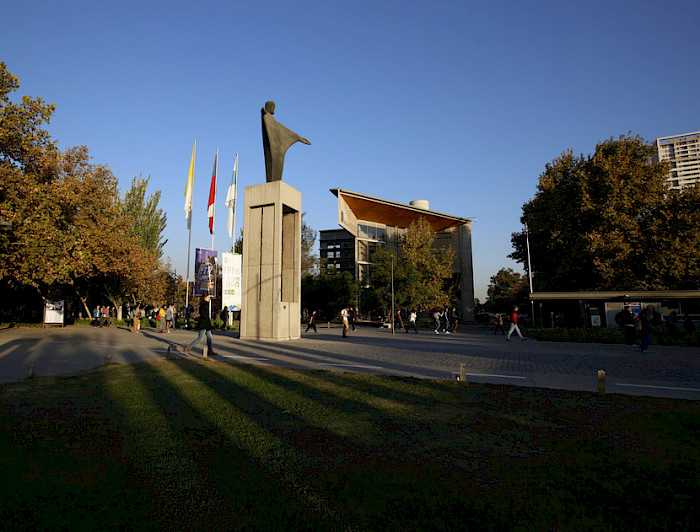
xmin=2 ymin=0 xmax=699 ymax=301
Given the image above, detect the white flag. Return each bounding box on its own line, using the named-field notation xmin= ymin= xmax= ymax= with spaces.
xmin=226 ymin=154 xmax=238 ymax=238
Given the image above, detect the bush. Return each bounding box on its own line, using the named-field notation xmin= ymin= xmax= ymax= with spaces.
xmin=530 ymin=327 xmax=700 ymax=347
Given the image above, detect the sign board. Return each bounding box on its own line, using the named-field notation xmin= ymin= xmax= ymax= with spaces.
xmin=44 ymin=300 xmax=65 ymax=326
xmin=221 ymin=252 xmax=242 ymax=311
xmin=193 ymin=248 xmax=218 ymax=297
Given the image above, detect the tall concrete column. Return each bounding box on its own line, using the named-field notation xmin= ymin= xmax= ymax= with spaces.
xmin=240 ymin=181 xmax=301 ymax=340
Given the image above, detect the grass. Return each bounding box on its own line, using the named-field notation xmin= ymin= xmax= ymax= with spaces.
xmin=1 ymin=359 xmax=698 ymax=531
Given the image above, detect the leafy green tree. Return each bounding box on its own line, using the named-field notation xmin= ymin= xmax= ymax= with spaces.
xmin=302 ymin=270 xmax=358 ymax=320
xmin=301 ymin=213 xmax=318 ymax=277
xmin=366 ymin=218 xmax=455 ymax=315
xmin=117 ymin=175 xmax=167 ymax=258
xmin=510 ymin=134 xmax=700 ymax=291
xmin=486 ymin=268 xmax=530 ymax=310
xmin=0 ymin=62 xmax=168 ymax=317
xmin=400 ymin=217 xmax=455 ymax=310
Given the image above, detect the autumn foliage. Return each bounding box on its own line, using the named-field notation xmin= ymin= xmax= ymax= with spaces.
xmin=0 ymin=61 xmax=169 ymax=315
xmin=511 ymin=134 xmax=700 ymax=291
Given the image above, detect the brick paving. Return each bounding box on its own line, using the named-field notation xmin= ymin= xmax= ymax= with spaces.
xmin=0 ymin=324 xmax=698 ymax=399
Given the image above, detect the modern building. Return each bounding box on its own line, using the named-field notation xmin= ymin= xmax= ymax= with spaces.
xmin=320 ymin=189 xmax=475 ymax=320
xmin=655 ymin=131 xmax=700 ymax=190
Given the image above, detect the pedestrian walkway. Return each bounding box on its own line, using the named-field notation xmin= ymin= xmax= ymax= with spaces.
xmin=0 ymin=325 xmax=698 ymax=399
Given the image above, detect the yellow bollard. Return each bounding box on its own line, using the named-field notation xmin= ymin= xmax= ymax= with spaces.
xmin=597 ymin=370 xmax=606 ymax=394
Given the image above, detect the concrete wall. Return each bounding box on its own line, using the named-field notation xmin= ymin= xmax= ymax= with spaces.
xmin=240 ymin=181 xmax=301 ymax=340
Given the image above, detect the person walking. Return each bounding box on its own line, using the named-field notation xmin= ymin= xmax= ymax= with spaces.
xmin=442 ymin=307 xmax=451 ymax=334
xmin=406 ymin=310 xmax=419 ymax=333
xmin=131 ymin=305 xmax=141 ymax=333
xmin=157 ymin=305 xmax=166 ymax=333
xmin=639 ymin=307 xmax=652 ymax=353
xmin=165 ymin=304 xmax=174 ymax=333
xmin=506 ymin=306 xmax=525 ymax=341
xmin=493 ymin=313 xmax=506 ymax=335
xmin=615 ymin=305 xmax=636 ymax=346
xmin=432 ymin=309 xmax=442 ymax=334
xmin=306 ymin=310 xmax=318 ymax=333
xmin=349 ymin=306 xmax=357 ymax=331
xmin=183 ymin=294 xmax=217 ymax=356
xmin=395 ymin=309 xmax=404 ymax=331
xmin=340 ymin=306 xmax=350 ymax=338
xmin=450 ymin=307 xmax=459 ymax=334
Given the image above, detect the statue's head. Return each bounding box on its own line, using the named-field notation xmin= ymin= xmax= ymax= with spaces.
xmin=264 ymin=101 xmax=276 ymax=114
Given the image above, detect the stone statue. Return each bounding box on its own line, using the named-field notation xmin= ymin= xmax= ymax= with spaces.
xmin=261 ymin=101 xmax=310 ymax=182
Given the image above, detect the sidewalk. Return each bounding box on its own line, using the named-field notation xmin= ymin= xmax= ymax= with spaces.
xmin=0 ymin=325 xmax=698 ymax=400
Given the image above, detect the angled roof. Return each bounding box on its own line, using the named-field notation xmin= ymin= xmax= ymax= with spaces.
xmin=330 ymin=188 xmax=472 ymax=232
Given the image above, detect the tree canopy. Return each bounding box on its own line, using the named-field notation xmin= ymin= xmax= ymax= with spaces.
xmin=117 ymin=175 xmax=168 ymax=259
xmin=0 ymin=61 xmax=169 ymax=316
xmin=510 ymin=134 xmax=700 ymax=291
xmin=366 ymin=218 xmax=455 ymax=314
xmin=486 ymin=268 xmax=530 ymax=310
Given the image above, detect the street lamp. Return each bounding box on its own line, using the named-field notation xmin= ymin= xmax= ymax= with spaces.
xmin=525 ymin=224 xmax=535 ymax=326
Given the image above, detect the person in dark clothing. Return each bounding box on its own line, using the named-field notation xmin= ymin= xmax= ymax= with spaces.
xmin=183 ymin=294 xmax=217 ymax=356
xmin=493 ymin=313 xmax=506 ymax=335
xmin=306 ymin=310 xmax=318 ymax=333
xmin=639 ymin=307 xmax=652 ymax=353
xmin=349 ymin=307 xmax=357 ymax=331
xmin=615 ymin=306 xmax=636 ymax=346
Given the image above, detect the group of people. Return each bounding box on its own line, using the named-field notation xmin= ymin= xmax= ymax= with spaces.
xmin=615 ymin=305 xmax=695 ymax=353
xmin=491 ymin=306 xmax=526 ymax=341
xmin=305 ymin=307 xmax=459 ymax=337
xmin=92 ymin=306 xmax=115 ymax=327
xmin=431 ymin=308 xmax=459 ymax=335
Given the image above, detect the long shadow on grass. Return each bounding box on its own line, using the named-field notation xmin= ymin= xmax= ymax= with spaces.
xmin=132 ymin=358 xmax=347 ymax=530
xmin=172 ymin=359 xmax=519 ymax=529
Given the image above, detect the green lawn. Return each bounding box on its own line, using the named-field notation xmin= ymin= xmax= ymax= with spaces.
xmin=1 ymin=359 xmax=697 ymax=530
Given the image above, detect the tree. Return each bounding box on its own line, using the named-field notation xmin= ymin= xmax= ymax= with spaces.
xmin=302 ymin=269 xmax=358 ymax=320
xmin=366 ymin=218 xmax=455 ymax=314
xmin=301 ymin=213 xmax=318 ymax=277
xmin=510 ymin=134 xmax=700 ymax=291
xmin=400 ymin=217 xmax=455 ymax=310
xmin=0 ymin=62 xmax=168 ymax=317
xmin=117 ymin=175 xmax=167 ymax=258
xmin=486 ymin=268 xmax=529 ymax=310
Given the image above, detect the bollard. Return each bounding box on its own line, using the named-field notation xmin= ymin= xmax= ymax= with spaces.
xmin=460 ymin=363 xmax=467 ymax=383
xmin=166 ymin=346 xmax=172 ymax=359
xmin=597 ymin=370 xmax=606 ymax=394
xmin=27 ymin=364 xmax=35 ymax=379
xmin=203 ymin=345 xmax=208 ymax=360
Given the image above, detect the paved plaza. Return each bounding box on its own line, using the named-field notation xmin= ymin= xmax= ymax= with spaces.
xmin=0 ymin=324 xmax=698 ymax=399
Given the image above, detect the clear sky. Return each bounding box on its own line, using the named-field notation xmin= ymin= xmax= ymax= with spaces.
xmin=2 ymin=0 xmax=699 ymax=302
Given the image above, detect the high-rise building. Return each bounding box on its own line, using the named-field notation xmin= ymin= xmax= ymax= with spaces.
xmin=655 ymin=131 xmax=700 ymax=190
xmin=320 ymin=189 xmax=475 ymax=320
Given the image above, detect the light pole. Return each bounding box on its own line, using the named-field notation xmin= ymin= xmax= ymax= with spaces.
xmin=525 ymin=224 xmax=535 ymax=326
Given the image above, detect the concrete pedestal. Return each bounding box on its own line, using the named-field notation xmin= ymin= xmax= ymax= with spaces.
xmin=240 ymin=181 xmax=301 ymax=340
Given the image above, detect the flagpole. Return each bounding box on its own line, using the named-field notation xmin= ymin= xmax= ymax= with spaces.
xmin=211 ymin=148 xmax=218 ymax=251
xmin=232 ymin=154 xmax=238 ymax=252
xmin=185 ymin=140 xmax=196 ymax=311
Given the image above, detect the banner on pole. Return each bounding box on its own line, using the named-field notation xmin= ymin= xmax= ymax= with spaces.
xmin=221 ymin=252 xmax=242 ymax=311
xmin=193 ymin=248 xmax=218 ymax=297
